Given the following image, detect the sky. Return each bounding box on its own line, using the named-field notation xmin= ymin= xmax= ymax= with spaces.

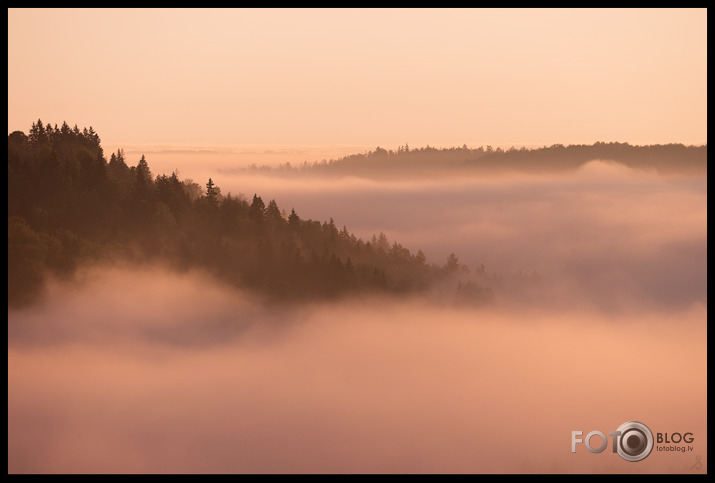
xmin=7 ymin=8 xmax=708 ymax=160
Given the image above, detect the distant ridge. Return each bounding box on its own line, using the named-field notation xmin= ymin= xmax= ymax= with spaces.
xmin=236 ymin=142 xmax=706 ymax=178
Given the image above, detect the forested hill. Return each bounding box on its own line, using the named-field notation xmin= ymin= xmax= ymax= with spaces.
xmin=242 ymin=142 xmax=707 ymax=178
xmin=8 ymin=120 xmax=491 ymax=308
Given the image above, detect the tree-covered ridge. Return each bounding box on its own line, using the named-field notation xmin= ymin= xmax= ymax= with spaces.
xmin=242 ymin=142 xmax=707 ymax=177
xmin=8 ymin=120 xmax=492 ymax=308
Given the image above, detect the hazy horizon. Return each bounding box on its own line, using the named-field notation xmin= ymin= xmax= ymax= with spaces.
xmin=8 ymin=8 xmax=707 ymax=148
xmin=106 ymin=139 xmax=708 ymax=172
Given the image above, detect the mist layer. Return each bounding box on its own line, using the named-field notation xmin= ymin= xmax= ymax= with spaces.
xmin=8 ymin=160 xmax=707 ymax=473
xmin=8 ymin=265 xmax=707 ymax=474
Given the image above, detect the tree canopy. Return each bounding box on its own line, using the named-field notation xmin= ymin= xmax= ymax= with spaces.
xmin=8 ymin=120 xmax=492 ymax=308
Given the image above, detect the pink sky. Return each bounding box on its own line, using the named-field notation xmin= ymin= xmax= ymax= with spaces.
xmin=7 ymin=8 xmax=707 ymax=159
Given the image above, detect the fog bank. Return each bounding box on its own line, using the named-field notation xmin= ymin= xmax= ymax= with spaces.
xmin=8 ymin=266 xmax=708 ymax=473
xmin=206 ymin=161 xmax=706 ymax=312
xmin=8 ymin=157 xmax=707 ymax=473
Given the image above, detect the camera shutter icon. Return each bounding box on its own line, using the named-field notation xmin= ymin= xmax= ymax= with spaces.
xmin=616 ymin=421 xmax=654 ymax=462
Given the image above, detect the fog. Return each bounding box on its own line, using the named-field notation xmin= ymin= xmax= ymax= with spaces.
xmin=8 ymin=161 xmax=707 ymax=473
xmin=210 ymin=160 xmax=706 ymax=313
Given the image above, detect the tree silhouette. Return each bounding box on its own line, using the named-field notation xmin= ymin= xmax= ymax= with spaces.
xmin=249 ymin=194 xmax=266 ymax=224
xmin=135 ymin=154 xmax=152 ymax=186
xmin=266 ymin=199 xmax=283 ymax=224
xmin=7 ymin=120 xmax=499 ymax=306
xmin=445 ymin=253 xmax=460 ymax=273
xmin=288 ymin=208 xmax=301 ymax=229
xmin=205 ymin=178 xmax=219 ymax=206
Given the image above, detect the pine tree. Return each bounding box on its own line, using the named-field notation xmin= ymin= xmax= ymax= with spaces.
xmin=205 ymin=178 xmax=218 ymax=206
xmin=135 ymin=154 xmax=152 ymax=186
xmin=249 ymin=194 xmax=266 ymax=223
xmin=288 ymin=208 xmax=300 ymax=229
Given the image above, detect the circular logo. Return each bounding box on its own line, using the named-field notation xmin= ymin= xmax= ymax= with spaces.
xmin=616 ymin=421 xmax=654 ymax=462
